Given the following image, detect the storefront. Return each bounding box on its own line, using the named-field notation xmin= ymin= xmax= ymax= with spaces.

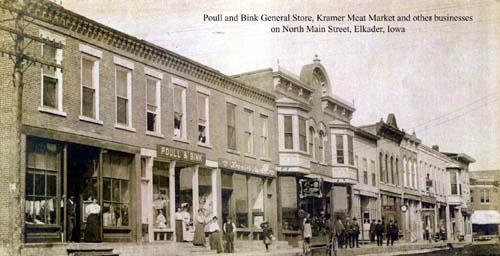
xmin=25 ymin=136 xmax=138 ymax=243
xmin=381 ymin=192 xmax=402 ymax=225
xmin=355 ymin=192 xmax=378 ymax=240
xmin=141 ymin=145 xmax=214 ymax=242
xmin=218 ymin=158 xmax=276 ymax=240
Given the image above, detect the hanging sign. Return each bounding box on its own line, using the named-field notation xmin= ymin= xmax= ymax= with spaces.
xmin=299 ymin=178 xmax=323 ymax=198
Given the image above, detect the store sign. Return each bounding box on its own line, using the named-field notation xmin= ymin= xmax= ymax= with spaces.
xmin=299 ymin=178 xmax=323 ymax=198
xmin=157 ymin=145 xmax=205 ymax=164
xmin=218 ymin=158 xmax=275 ymax=177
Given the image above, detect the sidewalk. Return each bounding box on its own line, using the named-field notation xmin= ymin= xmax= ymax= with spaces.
xmin=325 ymin=240 xmax=449 ymax=256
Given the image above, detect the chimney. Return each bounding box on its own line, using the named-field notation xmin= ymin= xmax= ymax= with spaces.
xmin=432 ymin=145 xmax=439 ymax=152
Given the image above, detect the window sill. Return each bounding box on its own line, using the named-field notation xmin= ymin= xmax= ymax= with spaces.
xmin=146 ymin=131 xmax=164 ymax=138
xmin=244 ymin=154 xmax=257 ymax=159
xmin=79 ymin=115 xmax=103 ymax=125
xmin=226 ymin=149 xmax=240 ymax=155
xmin=173 ymin=137 xmax=190 ymax=144
xmin=260 ymin=157 xmax=272 ymax=162
xmin=38 ymin=106 xmax=67 ymax=117
xmin=197 ymin=142 xmax=213 ymax=149
xmin=114 ymin=123 xmax=136 ymax=132
xmin=319 ymin=162 xmax=329 ymax=166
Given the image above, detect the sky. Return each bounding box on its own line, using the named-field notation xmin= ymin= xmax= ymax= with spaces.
xmin=60 ymin=0 xmax=500 ymax=171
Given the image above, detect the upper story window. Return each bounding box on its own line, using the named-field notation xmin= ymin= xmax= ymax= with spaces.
xmin=355 ymin=155 xmax=359 ymax=181
xmin=146 ymin=77 xmax=161 ymax=133
xmin=115 ymin=66 xmax=132 ymax=127
xmin=81 ymin=57 xmax=99 ymax=120
xmin=260 ymin=114 xmax=269 ymax=157
xmin=284 ymin=116 xmax=293 ymax=150
xmin=299 ymin=117 xmax=307 ymax=152
xmin=450 ymin=171 xmax=458 ymax=195
xmin=318 ymin=131 xmax=326 ymax=163
xmin=347 ymin=135 xmax=354 ymax=165
xmin=197 ymin=92 xmax=209 ymax=144
xmin=363 ymin=158 xmax=368 ymax=185
xmin=41 ymin=44 xmax=63 ymax=112
xmin=480 ymin=189 xmax=490 ymax=204
xmin=371 ymin=160 xmax=376 ymax=186
xmin=226 ymin=103 xmax=237 ymax=150
xmin=395 ymin=158 xmax=399 ymax=186
xmin=336 ymin=135 xmax=344 ymax=164
xmin=379 ymin=153 xmax=384 ymax=182
xmin=244 ymin=109 xmax=254 ymax=155
xmin=309 ymin=127 xmax=316 ymax=161
xmin=173 ymin=85 xmax=186 ymax=139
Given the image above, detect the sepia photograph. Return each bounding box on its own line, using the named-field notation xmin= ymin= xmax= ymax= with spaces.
xmin=0 ymin=0 xmax=499 ymax=255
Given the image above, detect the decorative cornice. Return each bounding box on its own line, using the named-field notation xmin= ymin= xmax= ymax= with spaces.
xmin=7 ymin=0 xmax=276 ymax=106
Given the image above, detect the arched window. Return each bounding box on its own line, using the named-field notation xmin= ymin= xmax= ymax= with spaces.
xmin=390 ymin=156 xmax=394 ymax=184
xmin=385 ymin=154 xmax=389 ymax=183
xmin=309 ymin=127 xmax=316 ymax=161
xmin=395 ymin=158 xmax=399 ymax=186
xmin=318 ymin=130 xmax=325 ymax=163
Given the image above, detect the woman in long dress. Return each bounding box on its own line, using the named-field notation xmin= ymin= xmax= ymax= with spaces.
xmin=84 ymin=197 xmax=102 ymax=242
xmin=175 ymin=207 xmax=183 ymax=242
xmin=193 ymin=208 xmax=206 ymax=246
xmin=261 ymin=220 xmax=273 ymax=252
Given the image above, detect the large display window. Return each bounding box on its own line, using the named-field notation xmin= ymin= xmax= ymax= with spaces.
xmin=152 ymin=161 xmax=170 ymax=231
xmin=102 ymin=153 xmax=131 ymax=227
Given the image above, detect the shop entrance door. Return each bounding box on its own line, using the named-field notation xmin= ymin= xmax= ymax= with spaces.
xmin=66 ymin=144 xmax=100 ymax=242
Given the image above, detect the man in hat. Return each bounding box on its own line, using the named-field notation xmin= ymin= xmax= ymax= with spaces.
xmin=352 ymin=217 xmax=360 ymax=248
xmin=369 ymin=219 xmax=376 ymax=242
xmin=223 ymin=216 xmax=236 ymax=253
xmin=375 ymin=219 xmax=384 ymax=246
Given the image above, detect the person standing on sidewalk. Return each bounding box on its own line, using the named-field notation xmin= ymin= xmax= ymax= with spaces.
xmin=352 ymin=217 xmax=360 ymax=248
xmin=261 ymin=220 xmax=273 ymax=252
xmin=369 ymin=219 xmax=376 ymax=242
xmin=375 ymin=219 xmax=384 ymax=246
xmin=345 ymin=217 xmax=353 ymax=248
xmin=223 ymin=216 xmax=236 ymax=253
xmin=386 ymin=220 xmax=394 ymax=246
xmin=391 ymin=220 xmax=399 ymax=246
xmin=303 ymin=214 xmax=313 ymax=251
xmin=334 ymin=217 xmax=345 ymax=249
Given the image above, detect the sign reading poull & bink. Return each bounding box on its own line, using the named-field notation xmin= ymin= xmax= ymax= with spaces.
xmin=157 ymin=145 xmax=205 ymax=164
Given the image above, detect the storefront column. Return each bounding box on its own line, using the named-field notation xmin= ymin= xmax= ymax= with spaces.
xmin=143 ymin=156 xmax=154 ymax=242
xmin=434 ymin=205 xmax=439 ymax=235
xmin=169 ymin=161 xmax=177 ymax=241
xmin=192 ymin=165 xmax=199 ymax=219
xmin=212 ymin=168 xmax=222 ymax=227
xmin=457 ymin=207 xmax=463 ymax=237
xmin=133 ymin=153 xmax=143 ymax=242
xmin=445 ymin=204 xmax=451 ymax=240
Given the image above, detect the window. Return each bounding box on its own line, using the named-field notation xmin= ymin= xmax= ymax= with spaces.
xmin=173 ymin=86 xmax=186 ymax=138
xmin=379 ymin=153 xmax=384 ymax=182
xmin=102 ymin=152 xmax=131 ymax=227
xmin=249 ymin=177 xmax=264 ymax=228
xmin=197 ymin=92 xmax=209 ymax=144
xmin=115 ymin=67 xmax=132 ymax=126
xmin=233 ymin=173 xmax=248 ymax=228
xmin=355 ymin=155 xmax=359 ymax=181
xmin=450 ymin=171 xmax=458 ymax=195
xmin=336 ymin=135 xmax=344 ymax=164
xmin=244 ymin=109 xmax=254 ymax=155
xmin=363 ymin=158 xmax=368 ymax=185
xmin=25 ymin=140 xmax=61 ymax=225
xmin=260 ymin=115 xmax=269 ymax=157
xmin=299 ymin=117 xmax=307 ymax=152
xmin=371 ymin=160 xmax=376 ymax=186
xmin=347 ymin=135 xmax=354 ymax=165
xmin=153 ymin=161 xmax=170 ymax=232
xmin=146 ymin=77 xmax=161 ymax=133
xmin=226 ymin=103 xmax=237 ymax=150
xmin=309 ymin=127 xmax=316 ymax=160
xmin=318 ymin=131 xmax=325 ymax=163
xmin=284 ymin=116 xmax=293 ymax=150
xmin=81 ymin=57 xmax=99 ymax=119
xmin=385 ymin=155 xmax=389 ymax=183
xmin=389 ymin=157 xmax=394 ymax=184
xmin=41 ymin=43 xmax=63 ymax=111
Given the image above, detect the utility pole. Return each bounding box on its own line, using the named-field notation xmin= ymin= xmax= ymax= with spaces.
xmin=0 ymin=1 xmax=62 ymax=254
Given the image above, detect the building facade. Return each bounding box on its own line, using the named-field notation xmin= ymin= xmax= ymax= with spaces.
xmin=469 ymin=170 xmax=500 ymax=238
xmin=0 ymin=1 xmax=477 ymax=255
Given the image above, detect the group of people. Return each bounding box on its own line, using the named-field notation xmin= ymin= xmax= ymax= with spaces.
xmin=331 ymin=216 xmax=361 ymax=249
xmin=369 ymin=219 xmax=400 ymax=246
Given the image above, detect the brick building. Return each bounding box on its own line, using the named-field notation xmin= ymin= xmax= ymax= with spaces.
xmin=470 ymin=170 xmax=500 ymax=238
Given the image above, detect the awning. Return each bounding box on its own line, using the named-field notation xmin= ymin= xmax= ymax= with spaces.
xmin=471 ymin=210 xmax=500 ymax=225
